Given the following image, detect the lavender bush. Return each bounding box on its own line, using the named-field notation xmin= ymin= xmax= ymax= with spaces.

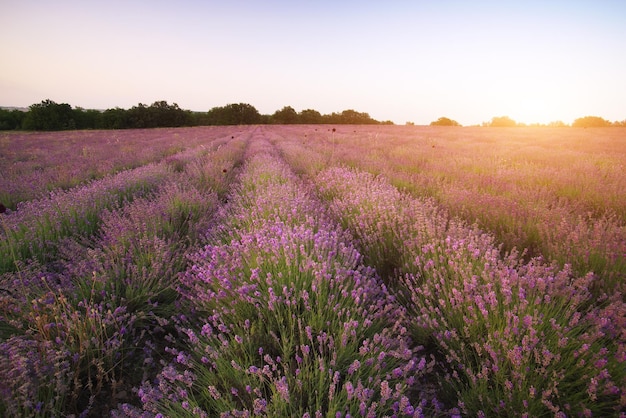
xmin=275 ymin=125 xmax=626 ymax=292
xmin=1 ymin=126 xmax=624 ymax=416
xmin=135 ymin=149 xmax=433 ymax=416
xmin=0 ymin=162 xmax=171 ymax=274
xmin=313 ymin=165 xmax=626 ymax=416
xmin=1 ymin=134 xmax=245 ymax=416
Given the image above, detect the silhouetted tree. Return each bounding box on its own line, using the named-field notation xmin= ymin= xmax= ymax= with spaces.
xmin=572 ymin=116 xmax=612 ymax=128
xmin=430 ymin=116 xmax=461 ymax=126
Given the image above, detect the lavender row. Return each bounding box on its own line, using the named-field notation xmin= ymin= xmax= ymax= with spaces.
xmin=0 ymin=162 xmax=175 ymax=274
xmin=272 ymin=125 xmax=626 ymax=292
xmin=0 ymin=128 xmax=251 ymax=275
xmin=0 ymin=136 xmax=249 ymax=416
xmin=127 ymin=143 xmax=435 ymax=417
xmin=0 ymin=126 xmax=249 ymax=209
xmin=313 ymin=166 xmax=626 ymax=416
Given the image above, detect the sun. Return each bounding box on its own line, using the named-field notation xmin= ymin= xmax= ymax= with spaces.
xmin=501 ymin=76 xmax=572 ymax=125
xmin=511 ymin=97 xmax=563 ymax=125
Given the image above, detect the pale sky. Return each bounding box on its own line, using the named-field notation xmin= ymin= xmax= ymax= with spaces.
xmin=1 ymin=0 xmax=625 ymax=125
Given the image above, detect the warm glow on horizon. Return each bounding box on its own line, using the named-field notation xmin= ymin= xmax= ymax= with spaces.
xmin=509 ymin=97 xmax=566 ymax=125
xmin=1 ymin=1 xmax=625 ymax=125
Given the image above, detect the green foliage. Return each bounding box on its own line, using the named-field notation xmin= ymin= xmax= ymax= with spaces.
xmin=204 ymin=103 xmax=262 ymax=125
xmin=22 ymin=99 xmax=74 ymax=131
xmin=11 ymin=99 xmax=386 ymax=130
xmin=0 ymin=108 xmax=26 ymax=130
xmin=97 ymin=107 xmax=129 ymax=129
xmin=430 ymin=116 xmax=461 ymax=126
xmin=271 ymin=106 xmax=299 ymax=124
xmin=17 ymin=100 xmax=193 ymax=131
xmin=127 ymin=101 xmax=192 ymax=128
xmin=299 ymin=108 xmax=323 ymax=124
xmin=325 ymin=109 xmax=378 ymax=124
xmin=72 ymin=107 xmax=101 ymax=130
xmin=7 ymin=98 xmax=623 ymax=131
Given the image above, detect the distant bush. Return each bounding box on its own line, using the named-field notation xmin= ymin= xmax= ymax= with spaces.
xmin=572 ymin=116 xmax=612 ymax=128
xmin=430 ymin=117 xmax=461 ymax=126
xmin=485 ymin=116 xmax=517 ymax=127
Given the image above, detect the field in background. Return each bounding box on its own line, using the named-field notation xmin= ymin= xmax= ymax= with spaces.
xmin=1 ymin=125 xmax=624 ymax=416
xmin=272 ymin=125 xmax=626 ymax=288
xmin=0 ymin=127 xmax=251 ymax=209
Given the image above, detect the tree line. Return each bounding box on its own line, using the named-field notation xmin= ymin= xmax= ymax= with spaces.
xmin=0 ymin=100 xmax=390 ymax=131
xmin=479 ymin=115 xmax=626 ymax=128
xmin=427 ymin=115 xmax=626 ymax=127
xmin=2 ymin=100 xmax=623 ymax=131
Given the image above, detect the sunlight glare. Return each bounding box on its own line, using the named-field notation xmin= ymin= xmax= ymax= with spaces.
xmin=512 ymin=96 xmax=562 ymax=125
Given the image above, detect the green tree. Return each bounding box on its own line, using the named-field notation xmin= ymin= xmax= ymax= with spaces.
xmin=147 ymin=101 xmax=191 ymax=127
xmin=572 ymin=116 xmax=612 ymax=128
xmin=205 ymin=103 xmax=261 ymax=125
xmin=22 ymin=99 xmax=75 ymax=130
xmin=98 ymin=107 xmax=130 ymax=129
xmin=72 ymin=107 xmax=101 ymax=129
xmin=430 ymin=116 xmax=461 ymax=126
xmin=127 ymin=103 xmax=152 ymax=128
xmin=299 ymin=109 xmax=322 ymax=124
xmin=0 ymin=108 xmax=26 ymax=130
xmin=272 ymin=106 xmax=299 ymax=124
xmin=322 ymin=109 xmax=379 ymax=125
xmin=338 ymin=109 xmax=377 ymax=124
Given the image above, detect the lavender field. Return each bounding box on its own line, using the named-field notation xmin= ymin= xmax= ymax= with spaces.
xmin=1 ymin=126 xmax=624 ymax=417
